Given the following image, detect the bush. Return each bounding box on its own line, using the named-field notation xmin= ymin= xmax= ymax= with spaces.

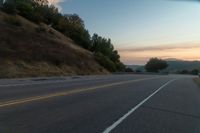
xmin=94 ymin=52 xmax=117 ymax=72
xmin=16 ymin=0 xmax=33 ymax=19
xmin=116 ymin=62 xmax=126 ymax=72
xmin=190 ymin=69 xmax=199 ymax=75
xmin=125 ymin=68 xmax=134 ymax=72
xmin=180 ymin=70 xmax=189 ymax=74
xmin=145 ymin=58 xmax=168 ymax=72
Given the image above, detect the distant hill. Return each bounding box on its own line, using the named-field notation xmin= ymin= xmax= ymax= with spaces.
xmin=165 ymin=58 xmax=182 ymax=61
xmin=166 ymin=60 xmax=200 ymax=72
xmin=127 ymin=59 xmax=200 ymax=73
xmin=126 ymin=65 xmax=142 ymax=70
xmin=0 ymin=11 xmax=108 ymax=78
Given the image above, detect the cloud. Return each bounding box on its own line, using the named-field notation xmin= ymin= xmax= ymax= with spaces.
xmin=118 ymin=43 xmax=200 ymax=52
xmin=117 ymin=42 xmax=200 ymax=65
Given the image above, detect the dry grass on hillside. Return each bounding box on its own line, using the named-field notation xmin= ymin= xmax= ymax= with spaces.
xmin=0 ymin=11 xmax=108 ymax=78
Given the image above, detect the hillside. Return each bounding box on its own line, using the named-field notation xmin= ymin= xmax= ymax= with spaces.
xmin=130 ymin=59 xmax=200 ymax=73
xmin=126 ymin=65 xmax=142 ymax=71
xmin=166 ymin=60 xmax=200 ymax=72
xmin=0 ymin=11 xmax=108 ymax=78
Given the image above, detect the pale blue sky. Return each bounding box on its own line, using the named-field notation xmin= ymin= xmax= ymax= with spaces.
xmin=58 ymin=0 xmax=200 ymax=64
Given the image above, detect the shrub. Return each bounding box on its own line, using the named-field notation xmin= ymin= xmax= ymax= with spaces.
xmin=16 ymin=0 xmax=33 ymax=19
xmin=94 ymin=52 xmax=117 ymax=72
xmin=125 ymin=68 xmax=134 ymax=72
xmin=190 ymin=69 xmax=199 ymax=75
xmin=180 ymin=70 xmax=189 ymax=74
xmin=145 ymin=58 xmax=168 ymax=72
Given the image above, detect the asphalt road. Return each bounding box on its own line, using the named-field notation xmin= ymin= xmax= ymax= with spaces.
xmin=0 ymin=74 xmax=200 ymax=133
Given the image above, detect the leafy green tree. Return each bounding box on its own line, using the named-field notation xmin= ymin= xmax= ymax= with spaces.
xmin=145 ymin=58 xmax=168 ymax=72
xmin=91 ymin=34 xmax=114 ymax=56
xmin=91 ymin=34 xmax=125 ymax=72
xmin=43 ymin=5 xmax=61 ymax=25
xmin=16 ymin=0 xmax=33 ymax=19
xmin=54 ymin=14 xmax=91 ymax=49
xmin=94 ymin=52 xmax=117 ymax=72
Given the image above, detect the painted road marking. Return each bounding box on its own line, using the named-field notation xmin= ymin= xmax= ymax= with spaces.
xmin=0 ymin=80 xmax=72 ymax=87
xmin=0 ymin=77 xmax=161 ymax=108
xmin=103 ymin=79 xmax=176 ymax=133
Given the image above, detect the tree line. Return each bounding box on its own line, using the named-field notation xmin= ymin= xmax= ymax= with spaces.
xmin=0 ymin=0 xmax=125 ymax=72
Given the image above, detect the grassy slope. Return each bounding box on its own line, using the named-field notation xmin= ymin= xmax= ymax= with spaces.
xmin=0 ymin=11 xmax=108 ymax=78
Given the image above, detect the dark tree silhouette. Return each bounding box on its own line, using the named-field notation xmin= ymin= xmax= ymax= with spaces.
xmin=145 ymin=58 xmax=168 ymax=72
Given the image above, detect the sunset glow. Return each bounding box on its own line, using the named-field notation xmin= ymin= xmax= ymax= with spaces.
xmin=118 ymin=43 xmax=200 ymax=65
xmin=60 ymin=0 xmax=200 ymax=65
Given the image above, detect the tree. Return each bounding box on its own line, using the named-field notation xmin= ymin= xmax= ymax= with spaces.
xmin=180 ymin=70 xmax=189 ymax=74
xmin=125 ymin=68 xmax=134 ymax=72
xmin=91 ymin=33 xmax=125 ymax=72
xmin=16 ymin=0 xmax=34 ymax=18
xmin=0 ymin=0 xmax=3 ymax=9
xmin=2 ymin=0 xmax=16 ymax=14
xmin=94 ymin=52 xmax=117 ymax=72
xmin=145 ymin=58 xmax=168 ymax=72
xmin=190 ymin=69 xmax=199 ymax=75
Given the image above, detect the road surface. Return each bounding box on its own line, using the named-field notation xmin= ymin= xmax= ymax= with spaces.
xmin=0 ymin=74 xmax=200 ymax=133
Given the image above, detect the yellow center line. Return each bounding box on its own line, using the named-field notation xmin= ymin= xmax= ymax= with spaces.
xmin=0 ymin=76 xmax=162 ymax=108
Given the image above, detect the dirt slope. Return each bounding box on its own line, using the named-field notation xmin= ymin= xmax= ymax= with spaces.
xmin=0 ymin=11 xmax=108 ymax=78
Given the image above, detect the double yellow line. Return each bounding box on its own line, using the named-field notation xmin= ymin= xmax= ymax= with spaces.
xmin=0 ymin=76 xmax=161 ymax=108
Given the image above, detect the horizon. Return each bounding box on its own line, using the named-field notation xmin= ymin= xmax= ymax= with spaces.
xmin=52 ymin=0 xmax=200 ymax=65
xmin=126 ymin=58 xmax=200 ymax=66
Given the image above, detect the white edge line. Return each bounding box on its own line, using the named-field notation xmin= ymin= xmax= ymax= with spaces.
xmin=102 ymin=79 xmax=176 ymax=133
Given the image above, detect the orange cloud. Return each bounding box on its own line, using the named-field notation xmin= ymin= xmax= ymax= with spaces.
xmin=118 ymin=43 xmax=200 ymax=65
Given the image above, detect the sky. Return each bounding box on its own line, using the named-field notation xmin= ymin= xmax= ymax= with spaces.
xmin=50 ymin=0 xmax=200 ymax=65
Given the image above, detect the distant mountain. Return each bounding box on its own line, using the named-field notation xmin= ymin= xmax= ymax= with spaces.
xmin=127 ymin=60 xmax=200 ymax=73
xmin=126 ymin=65 xmax=142 ymax=70
xmin=166 ymin=60 xmax=200 ymax=72
xmin=165 ymin=58 xmax=182 ymax=61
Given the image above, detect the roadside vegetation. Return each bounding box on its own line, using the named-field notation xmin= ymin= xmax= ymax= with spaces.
xmin=176 ymin=69 xmax=199 ymax=75
xmin=0 ymin=0 xmax=125 ymax=73
xmin=0 ymin=11 xmax=109 ymax=78
xmin=145 ymin=58 xmax=168 ymax=73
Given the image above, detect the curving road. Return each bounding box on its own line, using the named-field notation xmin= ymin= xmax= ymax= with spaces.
xmin=0 ymin=74 xmax=200 ymax=133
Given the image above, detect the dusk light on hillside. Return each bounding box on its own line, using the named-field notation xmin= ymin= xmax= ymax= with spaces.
xmin=1 ymin=1 xmax=200 ymax=132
